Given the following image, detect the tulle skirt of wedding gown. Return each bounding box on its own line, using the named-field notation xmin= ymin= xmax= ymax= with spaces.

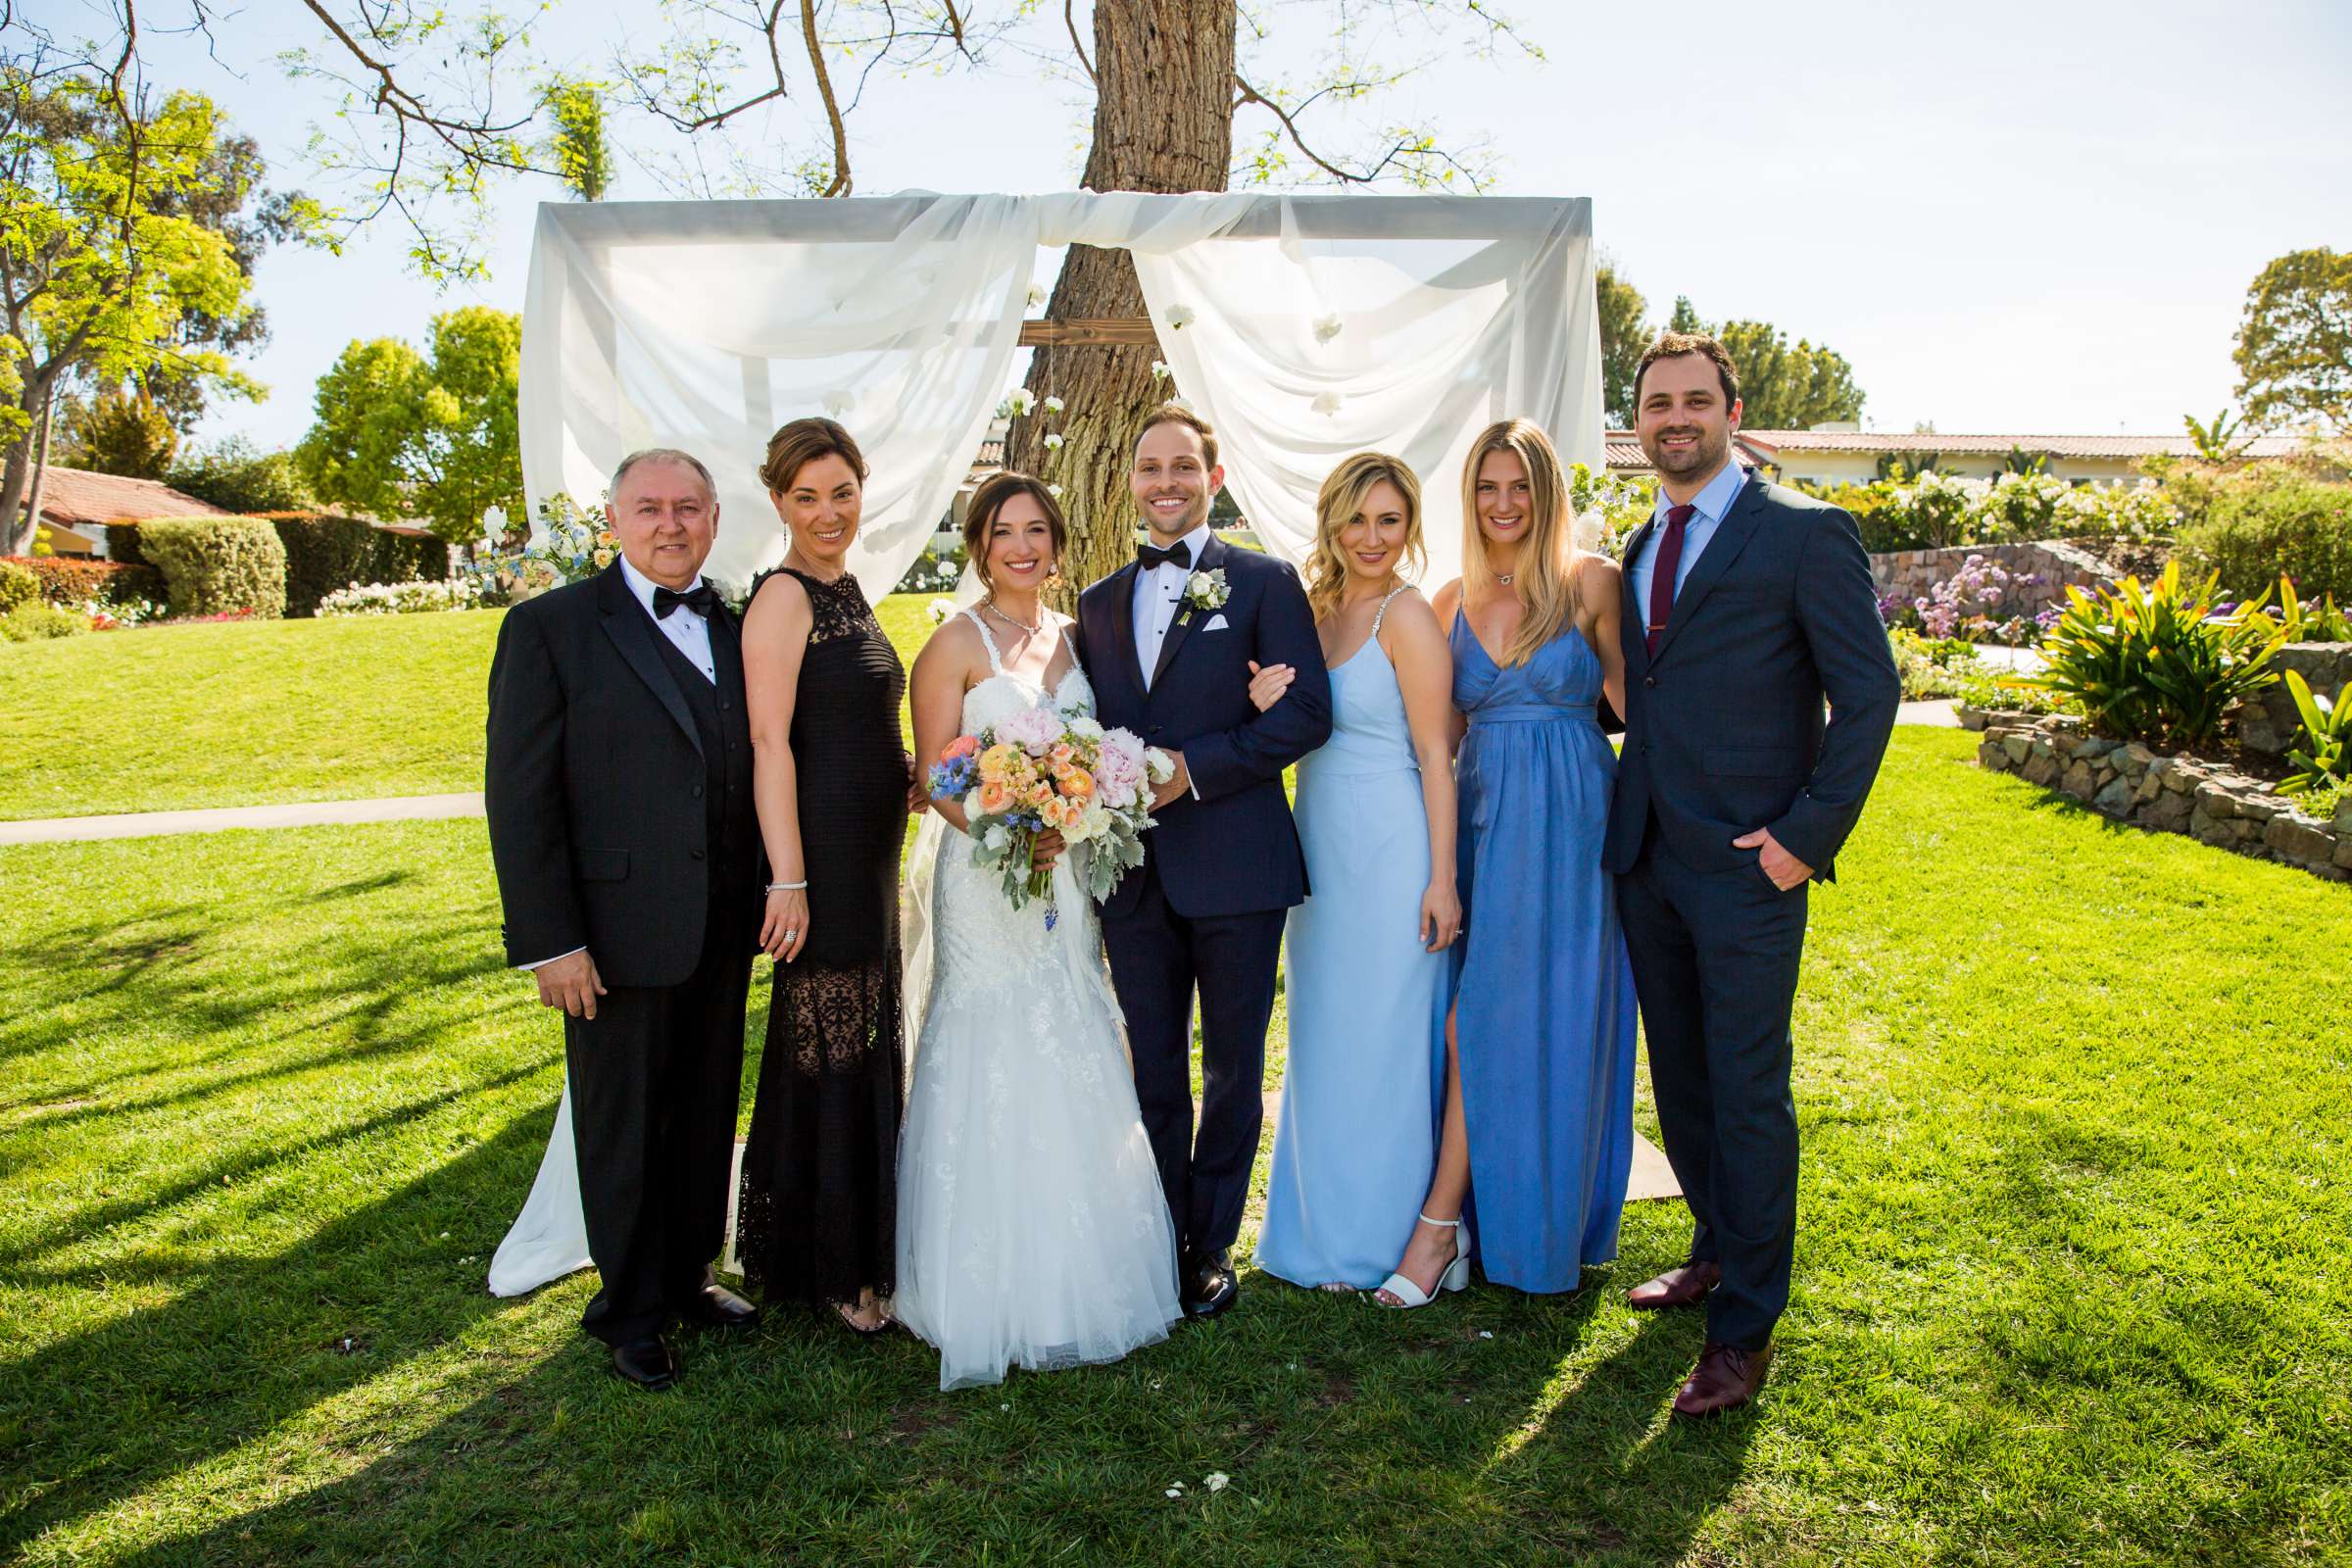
xmin=487 ymin=1088 xmax=593 ymax=1298
xmin=892 ymin=830 xmax=1184 ymax=1391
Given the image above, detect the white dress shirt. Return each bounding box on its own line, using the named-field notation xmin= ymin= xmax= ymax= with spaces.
xmin=520 ymin=557 xmax=717 ymax=972
xmin=1131 ymin=519 xmax=1214 ymax=689
xmin=618 ymin=554 xmax=716 ymax=684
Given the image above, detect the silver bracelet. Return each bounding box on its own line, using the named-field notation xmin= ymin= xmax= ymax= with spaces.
xmin=765 ymin=880 xmax=808 ymax=894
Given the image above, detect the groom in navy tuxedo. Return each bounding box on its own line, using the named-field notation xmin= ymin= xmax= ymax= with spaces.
xmin=1072 ymin=405 xmax=1332 ymax=1317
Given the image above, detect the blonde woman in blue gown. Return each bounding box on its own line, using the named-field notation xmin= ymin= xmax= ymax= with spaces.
xmin=1250 ymin=453 xmax=1461 ymax=1292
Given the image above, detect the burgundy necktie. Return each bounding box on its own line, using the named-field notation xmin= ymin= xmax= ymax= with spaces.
xmin=1645 ymin=504 xmax=1696 ymax=659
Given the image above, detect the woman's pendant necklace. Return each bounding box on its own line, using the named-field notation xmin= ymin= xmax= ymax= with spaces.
xmin=984 ymin=598 xmax=1044 ymax=635
xmin=1494 ymin=571 xmax=1515 ymax=585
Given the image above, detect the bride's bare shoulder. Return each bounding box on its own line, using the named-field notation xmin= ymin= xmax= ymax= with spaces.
xmin=912 ymin=613 xmax=986 ymax=688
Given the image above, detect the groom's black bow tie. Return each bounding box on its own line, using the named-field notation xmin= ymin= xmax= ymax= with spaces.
xmin=1137 ymin=540 xmax=1194 ymax=572
xmin=653 ymin=582 xmax=716 ymax=619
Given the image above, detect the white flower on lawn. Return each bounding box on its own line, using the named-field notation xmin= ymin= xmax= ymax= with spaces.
xmin=1311 ymin=313 xmax=1343 ymax=344
xmin=1151 ymin=360 xmax=1171 ymax=381
xmin=1165 ymin=1489 xmax=1183 ymax=1499
xmin=1165 ymin=304 xmax=1196 ymax=330
xmin=1044 ymin=395 xmax=1065 ymax=414
xmin=1044 ymin=433 xmax=1065 ymax=451
xmin=1205 ymin=1473 xmax=1230 ymax=1493
xmin=1311 ymin=390 xmax=1345 ymax=416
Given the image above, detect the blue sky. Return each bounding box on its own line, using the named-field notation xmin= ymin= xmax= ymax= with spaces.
xmin=33 ymin=0 xmax=2352 ymax=448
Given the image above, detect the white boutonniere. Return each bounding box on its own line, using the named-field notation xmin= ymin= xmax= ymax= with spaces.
xmin=1182 ymin=568 xmax=1230 ymax=618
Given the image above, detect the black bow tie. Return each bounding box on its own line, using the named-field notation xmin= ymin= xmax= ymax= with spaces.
xmin=1137 ymin=540 xmax=1194 ymax=572
xmin=653 ymin=582 xmax=716 ymax=619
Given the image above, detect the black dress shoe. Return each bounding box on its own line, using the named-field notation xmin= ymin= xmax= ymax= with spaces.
xmin=1181 ymin=1249 xmax=1240 ymax=1319
xmin=680 ymin=1281 xmax=760 ymax=1331
xmin=611 ymin=1334 xmax=677 ymax=1390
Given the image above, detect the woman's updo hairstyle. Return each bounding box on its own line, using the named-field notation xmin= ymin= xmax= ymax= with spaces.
xmin=961 ymin=470 xmax=1069 ymax=590
xmin=759 ymin=416 xmax=868 ymax=496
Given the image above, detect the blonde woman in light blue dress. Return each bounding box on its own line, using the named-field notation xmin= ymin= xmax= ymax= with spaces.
xmin=1251 ymin=453 xmax=1461 ymax=1293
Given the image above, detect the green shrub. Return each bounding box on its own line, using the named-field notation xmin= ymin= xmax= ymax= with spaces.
xmin=1888 ymin=628 xmax=1980 ymax=700
xmin=2175 ymin=470 xmax=2352 ymax=604
xmin=2035 ymin=563 xmax=2291 ymax=748
xmin=1 ymin=554 xmax=168 ymax=607
xmin=139 ymin=518 xmax=289 ymax=620
xmin=270 ymin=514 xmax=449 ymax=616
xmin=1802 ymin=480 xmax=1921 ymax=552
xmin=2277 ymin=670 xmax=2350 ymax=797
xmin=0 ymin=559 xmax=36 ymax=614
xmin=0 ymin=601 xmax=92 ymax=641
xmin=1956 ymin=667 xmax=2079 ymax=717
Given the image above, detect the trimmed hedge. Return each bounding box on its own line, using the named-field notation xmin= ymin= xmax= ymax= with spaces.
xmin=269 ymin=514 xmax=451 ymax=616
xmin=139 ymin=517 xmax=289 ymax=619
xmin=2175 ymin=474 xmax=2352 ymax=605
xmin=0 ymin=559 xmax=35 ymax=614
xmin=0 ymin=555 xmax=168 ymax=607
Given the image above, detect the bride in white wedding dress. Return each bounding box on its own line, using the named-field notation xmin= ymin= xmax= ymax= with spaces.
xmin=894 ymin=478 xmax=1183 ymax=1390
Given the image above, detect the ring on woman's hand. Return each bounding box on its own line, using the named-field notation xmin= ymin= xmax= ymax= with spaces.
xmin=783 ymin=928 xmax=799 ymax=942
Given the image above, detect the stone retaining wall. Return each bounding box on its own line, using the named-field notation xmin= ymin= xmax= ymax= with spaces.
xmin=1869 ymin=540 xmax=2117 ymax=618
xmin=1966 ymin=710 xmax=2348 ymax=881
xmin=2241 ymin=643 xmax=2352 ymax=758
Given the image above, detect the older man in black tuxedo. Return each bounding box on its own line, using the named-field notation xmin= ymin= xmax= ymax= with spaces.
xmin=485 ymin=449 xmax=762 ymax=1389
xmin=1604 ymin=334 xmax=1900 ymax=1417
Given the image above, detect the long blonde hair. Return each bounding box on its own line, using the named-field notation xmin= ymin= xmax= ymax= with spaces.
xmin=1460 ymin=418 xmax=1580 ymax=666
xmin=1304 ymin=452 xmax=1424 ymax=622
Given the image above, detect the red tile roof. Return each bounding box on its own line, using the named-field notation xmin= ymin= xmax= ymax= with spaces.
xmin=1604 ymin=433 xmax=1652 ymax=472
xmin=1738 ymin=431 xmax=2304 ymax=460
xmin=25 ymin=466 xmax=232 ymax=526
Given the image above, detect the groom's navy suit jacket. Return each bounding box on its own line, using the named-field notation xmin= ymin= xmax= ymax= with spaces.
xmin=1074 ymin=531 xmax=1333 ymax=919
xmin=1601 ymin=474 xmax=1900 ymax=883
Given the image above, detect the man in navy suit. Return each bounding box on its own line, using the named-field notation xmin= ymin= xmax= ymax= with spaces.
xmin=1603 ymin=334 xmax=1900 ymax=1415
xmin=1072 ymin=405 xmax=1333 ymax=1318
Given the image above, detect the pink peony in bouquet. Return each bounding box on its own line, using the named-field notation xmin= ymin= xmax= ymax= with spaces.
xmin=928 ymin=709 xmax=1173 ymax=927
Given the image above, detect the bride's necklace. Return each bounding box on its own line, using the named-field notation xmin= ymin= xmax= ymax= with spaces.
xmin=982 ymin=598 xmax=1044 ymax=635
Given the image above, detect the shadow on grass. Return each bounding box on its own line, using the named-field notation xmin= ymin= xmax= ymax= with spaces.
xmin=0 ymin=1106 xmax=558 ymax=1561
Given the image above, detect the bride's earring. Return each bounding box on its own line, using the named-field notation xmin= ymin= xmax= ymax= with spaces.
xmin=1045 ymin=559 xmax=1063 ymax=589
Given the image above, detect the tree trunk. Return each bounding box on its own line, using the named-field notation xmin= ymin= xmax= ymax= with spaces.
xmin=0 ymin=368 xmax=46 ymax=557
xmin=1004 ymin=0 xmax=1235 ymax=598
xmin=23 ymin=380 xmax=56 ymax=555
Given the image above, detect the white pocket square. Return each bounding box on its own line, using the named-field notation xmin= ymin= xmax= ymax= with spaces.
xmin=1202 ymin=613 xmax=1230 ymax=631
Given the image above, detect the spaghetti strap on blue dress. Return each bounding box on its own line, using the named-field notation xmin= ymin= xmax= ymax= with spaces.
xmin=1446 ymin=609 xmax=1638 ymax=1293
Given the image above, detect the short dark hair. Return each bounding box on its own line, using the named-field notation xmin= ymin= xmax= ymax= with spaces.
xmin=962 ymin=470 xmax=1068 ymax=590
xmin=1134 ymin=402 xmax=1218 ymax=471
xmin=759 ymin=416 xmax=868 ymax=495
xmin=1634 ymin=331 xmax=1740 ymax=410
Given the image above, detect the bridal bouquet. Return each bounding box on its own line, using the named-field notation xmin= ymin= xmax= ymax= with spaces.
xmin=928 ymin=709 xmax=1174 ymax=927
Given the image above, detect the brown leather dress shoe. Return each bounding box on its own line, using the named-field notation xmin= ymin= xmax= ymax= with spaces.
xmin=1625 ymin=1259 xmax=1721 ymax=1310
xmin=1672 ymin=1341 xmax=1770 ymax=1417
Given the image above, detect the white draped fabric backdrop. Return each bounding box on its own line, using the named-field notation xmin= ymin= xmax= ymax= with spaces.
xmin=488 ymin=190 xmax=1602 ymax=1299
xmin=519 ymin=190 xmax=1602 ymax=592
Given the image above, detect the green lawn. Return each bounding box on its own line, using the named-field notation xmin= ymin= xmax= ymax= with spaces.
xmin=4 ymin=729 xmax=2347 ymax=1564
xmin=0 ymin=596 xmax=950 ymax=822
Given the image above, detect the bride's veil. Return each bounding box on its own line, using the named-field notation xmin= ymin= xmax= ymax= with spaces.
xmin=899 ymin=564 xmax=986 ymax=1094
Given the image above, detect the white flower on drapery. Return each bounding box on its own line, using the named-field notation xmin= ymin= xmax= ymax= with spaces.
xmin=1165 ymin=304 xmax=1195 ymax=330
xmin=1151 ymin=361 xmax=1170 ymax=381
xmin=1044 ymin=433 xmax=1064 ymax=451
xmin=822 ymin=389 xmax=853 ymax=417
xmin=1044 ymin=395 xmax=1065 ymax=414
xmin=1026 ymin=282 xmax=1047 ymax=308
xmin=1311 ymin=391 xmax=1345 ymax=416
xmin=1311 ymin=314 xmax=1343 ymax=344
xmin=999 ymin=388 xmax=1036 ymax=418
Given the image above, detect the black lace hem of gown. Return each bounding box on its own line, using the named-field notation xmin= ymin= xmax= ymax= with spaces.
xmin=736 ymin=953 xmax=904 ymax=1307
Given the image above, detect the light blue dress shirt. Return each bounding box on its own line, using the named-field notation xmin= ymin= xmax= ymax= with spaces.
xmin=1628 ymin=460 xmax=1749 ymax=633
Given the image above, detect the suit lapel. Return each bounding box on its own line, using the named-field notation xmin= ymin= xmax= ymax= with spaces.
xmin=1104 ymin=559 xmax=1150 ymax=701
xmin=1151 ymin=532 xmax=1223 ymax=690
xmin=1649 ymin=471 xmax=1767 ymax=665
xmin=597 ymin=564 xmax=702 ymax=757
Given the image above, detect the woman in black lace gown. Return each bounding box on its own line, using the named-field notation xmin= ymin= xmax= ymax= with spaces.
xmin=737 ymin=416 xmax=914 ymax=1335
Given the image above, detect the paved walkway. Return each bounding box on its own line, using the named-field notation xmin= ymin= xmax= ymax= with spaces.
xmin=0 ymin=792 xmax=486 ymax=846
xmin=9 ymin=700 xmax=1966 ymax=849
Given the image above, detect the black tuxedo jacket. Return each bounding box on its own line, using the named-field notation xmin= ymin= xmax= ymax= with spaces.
xmin=1073 ymin=532 xmax=1333 ymax=918
xmin=1601 ymin=475 xmax=1900 ymax=883
xmin=485 ymin=564 xmax=760 ymax=988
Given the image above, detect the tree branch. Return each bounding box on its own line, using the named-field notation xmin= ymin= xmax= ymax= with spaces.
xmin=798 ymin=0 xmax=849 ymax=195
xmin=1231 ymin=71 xmax=1374 ymax=185
xmin=1062 ymin=0 xmax=1094 ymax=84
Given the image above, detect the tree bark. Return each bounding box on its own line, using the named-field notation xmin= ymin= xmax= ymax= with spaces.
xmin=1004 ymin=0 xmax=1235 ymax=598
xmin=0 ymin=364 xmax=50 ymax=557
